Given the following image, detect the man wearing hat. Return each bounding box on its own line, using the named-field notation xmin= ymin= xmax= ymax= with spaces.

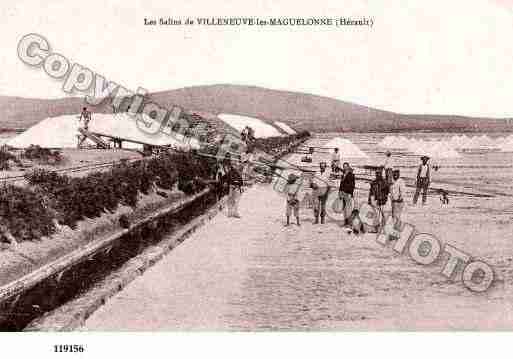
xmin=331 ymin=148 xmax=341 ymax=172
xmin=285 ymin=173 xmax=301 ymax=226
xmin=383 ymin=151 xmax=394 ymax=186
xmin=389 ymin=169 xmax=406 ymax=228
xmin=310 ymin=161 xmax=331 ymax=224
xmin=339 ymin=162 xmax=355 ymax=226
xmin=413 ymin=155 xmax=431 ymax=205
xmin=369 ymin=170 xmax=389 ymax=231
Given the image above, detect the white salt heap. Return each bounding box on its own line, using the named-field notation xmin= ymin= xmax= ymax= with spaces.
xmin=218 ymin=114 xmax=284 ymax=138
xmin=323 ymin=137 xmax=369 ymax=158
xmin=379 ymin=135 xmax=411 ymax=149
xmin=274 ymin=121 xmax=297 ymax=135
xmin=410 ymin=140 xmax=461 ymax=159
xmin=379 ymin=134 xmax=507 ymax=156
xmin=7 ymin=113 xmax=200 ymax=149
xmin=379 ymin=135 xmax=460 ymax=158
xmin=498 ymin=134 xmax=513 ymax=152
xmin=447 ymin=134 xmax=500 ymax=150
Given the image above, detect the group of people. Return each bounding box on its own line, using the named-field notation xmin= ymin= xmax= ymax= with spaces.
xmin=284 ymin=157 xmax=356 ymax=228
xmin=369 ymin=152 xmax=432 ymax=231
xmin=284 ymin=148 xmax=434 ymax=234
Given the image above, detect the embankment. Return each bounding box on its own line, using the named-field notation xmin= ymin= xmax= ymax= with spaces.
xmin=0 ymin=133 xmax=309 ymax=330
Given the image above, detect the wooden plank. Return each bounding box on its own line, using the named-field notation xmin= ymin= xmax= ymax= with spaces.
xmin=78 ymin=128 xmax=110 ymax=149
xmin=90 ymin=131 xmax=179 ymax=148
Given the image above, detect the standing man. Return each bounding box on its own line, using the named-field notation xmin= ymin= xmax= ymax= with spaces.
xmin=383 ymin=151 xmax=393 ymax=186
xmin=339 ymin=162 xmax=355 ymax=226
xmin=77 ymin=107 xmax=92 ymax=148
xmin=369 ymin=170 xmax=389 ymax=231
xmin=241 ymin=146 xmax=254 ymax=183
xmin=225 ymin=157 xmax=244 ymax=218
xmin=79 ymin=107 xmax=92 ymax=130
xmin=218 ymin=153 xmax=232 ymax=198
xmin=331 ymin=148 xmax=341 ymax=172
xmin=389 ymin=169 xmax=406 ymax=228
xmin=284 ymin=173 xmax=301 ymax=226
xmin=413 ymin=155 xmax=431 ymax=205
xmin=311 ymin=161 xmax=331 ymax=224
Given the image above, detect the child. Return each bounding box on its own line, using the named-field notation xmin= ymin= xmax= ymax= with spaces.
xmin=285 ymin=173 xmax=301 ymax=226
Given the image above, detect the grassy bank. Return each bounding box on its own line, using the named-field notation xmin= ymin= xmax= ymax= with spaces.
xmin=0 ymin=131 xmax=309 ymax=245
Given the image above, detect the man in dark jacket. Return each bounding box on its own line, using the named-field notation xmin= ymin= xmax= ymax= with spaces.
xmin=369 ymin=170 xmax=389 ymax=230
xmin=339 ymin=162 xmax=355 ymax=225
xmin=413 ymin=155 xmax=431 ymax=205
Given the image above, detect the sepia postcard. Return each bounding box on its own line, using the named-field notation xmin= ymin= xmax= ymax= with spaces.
xmin=1 ymin=0 xmax=512 ymax=357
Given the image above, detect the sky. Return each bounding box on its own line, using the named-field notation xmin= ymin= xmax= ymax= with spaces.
xmin=1 ymin=0 xmax=512 ymax=117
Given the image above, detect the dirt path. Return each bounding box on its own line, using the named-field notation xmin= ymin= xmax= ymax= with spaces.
xmin=81 ymin=178 xmax=513 ymax=330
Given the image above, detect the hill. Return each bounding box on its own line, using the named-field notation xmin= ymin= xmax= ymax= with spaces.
xmin=1 ymin=85 xmax=512 ymax=132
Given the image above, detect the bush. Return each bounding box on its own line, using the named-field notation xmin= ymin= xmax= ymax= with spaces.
xmin=22 ymin=145 xmax=62 ymax=163
xmin=22 ymin=151 xmax=213 ymax=229
xmin=0 ymin=185 xmax=56 ymax=241
xmin=25 ymin=168 xmax=71 ymax=192
xmin=7 ymin=132 xmax=309 ymax=241
xmin=0 ymin=148 xmax=18 ymax=170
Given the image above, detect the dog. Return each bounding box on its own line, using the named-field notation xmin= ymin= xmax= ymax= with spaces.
xmin=440 ymin=190 xmax=450 ymax=205
xmin=345 ymin=209 xmax=365 ymax=236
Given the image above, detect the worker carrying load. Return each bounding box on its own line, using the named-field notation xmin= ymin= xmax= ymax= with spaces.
xmin=241 ymin=126 xmax=256 ymax=144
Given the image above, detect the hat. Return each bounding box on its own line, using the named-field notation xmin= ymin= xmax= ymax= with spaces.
xmin=392 ymin=169 xmax=400 ymax=174
xmin=421 ymin=155 xmax=430 ymax=161
xmin=319 ymin=161 xmax=327 ymax=167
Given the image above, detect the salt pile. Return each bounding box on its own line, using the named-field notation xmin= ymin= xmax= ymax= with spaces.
xmin=379 ymin=135 xmax=411 ymax=149
xmin=379 ymin=135 xmax=500 ymax=151
xmin=379 ymin=134 xmax=505 ymax=155
xmin=379 ymin=135 xmax=460 ymax=158
xmin=274 ymin=121 xmax=297 ymax=135
xmin=447 ymin=135 xmax=470 ymax=148
xmin=7 ymin=113 xmax=200 ymax=149
xmin=447 ymin=134 xmax=500 ymax=150
xmin=323 ymin=137 xmax=369 ymax=158
xmin=379 ymin=136 xmax=395 ymax=148
xmin=498 ymin=135 xmax=513 ymax=152
xmin=218 ymin=114 xmax=284 ymax=138
xmin=410 ymin=140 xmax=461 ymax=159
